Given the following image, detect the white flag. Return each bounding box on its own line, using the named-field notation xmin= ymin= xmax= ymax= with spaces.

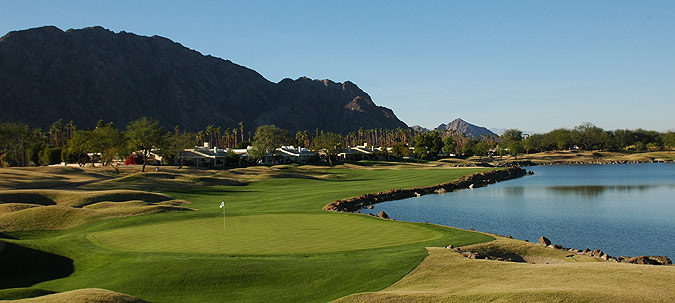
xmin=219 ymin=201 xmax=225 ymax=208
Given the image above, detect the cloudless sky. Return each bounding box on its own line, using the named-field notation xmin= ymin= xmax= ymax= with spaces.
xmin=2 ymin=1 xmax=674 ymax=133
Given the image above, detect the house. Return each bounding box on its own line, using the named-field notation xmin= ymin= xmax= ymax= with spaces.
xmin=276 ymin=146 xmax=317 ymax=164
xmin=339 ymin=144 xmax=378 ymax=161
xmin=180 ymin=142 xmax=243 ymax=167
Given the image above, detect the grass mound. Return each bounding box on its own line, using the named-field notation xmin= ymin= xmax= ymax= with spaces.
xmin=0 ymin=189 xmax=173 ymax=207
xmin=1 ymin=288 xmax=150 ymax=303
xmin=0 ymin=190 xmax=192 ymax=231
xmin=84 ymin=170 xmax=246 ymax=190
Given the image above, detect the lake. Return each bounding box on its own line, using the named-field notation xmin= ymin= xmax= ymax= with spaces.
xmin=361 ymin=163 xmax=675 ymax=259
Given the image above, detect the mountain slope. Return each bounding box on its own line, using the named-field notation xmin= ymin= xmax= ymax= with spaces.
xmin=437 ymin=118 xmax=496 ymax=137
xmin=0 ymin=26 xmax=407 ymax=133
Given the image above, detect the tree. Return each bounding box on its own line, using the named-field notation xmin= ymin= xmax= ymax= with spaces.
xmin=157 ymin=127 xmax=194 ymax=169
xmin=574 ymin=122 xmax=605 ymax=150
xmin=0 ymin=122 xmax=30 ymax=167
xmin=501 ymin=129 xmax=523 ymax=144
xmin=251 ymin=125 xmax=289 ymax=164
xmin=662 ymin=132 xmax=675 ymax=153
xmin=91 ymin=122 xmax=126 ymax=168
xmin=473 ymin=141 xmax=489 ymax=159
xmin=64 ymin=130 xmax=92 ymax=166
xmin=441 ymin=136 xmax=456 ymax=156
xmin=391 ymin=142 xmax=411 ymax=158
xmin=414 ymin=133 xmax=430 ymax=162
xmin=126 ymin=117 xmax=164 ymax=172
xmin=312 ymin=131 xmax=343 ymax=166
xmin=507 ymin=141 xmax=523 ymax=159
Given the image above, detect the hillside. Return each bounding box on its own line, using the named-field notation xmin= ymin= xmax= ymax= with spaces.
xmin=0 ymin=26 xmax=407 ymax=133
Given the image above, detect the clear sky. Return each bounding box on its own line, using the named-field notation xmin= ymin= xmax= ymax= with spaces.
xmin=2 ymin=1 xmax=674 ymax=133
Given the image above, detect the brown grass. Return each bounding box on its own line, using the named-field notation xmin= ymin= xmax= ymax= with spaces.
xmin=337 ymin=241 xmax=675 ymax=303
xmin=461 ymin=237 xmax=598 ymax=263
xmin=0 ymin=288 xmax=149 ymax=303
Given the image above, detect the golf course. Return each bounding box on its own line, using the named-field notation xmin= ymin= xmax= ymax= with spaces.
xmin=0 ymin=163 xmax=496 ymax=302
xmin=1 ymin=160 xmax=674 ymax=302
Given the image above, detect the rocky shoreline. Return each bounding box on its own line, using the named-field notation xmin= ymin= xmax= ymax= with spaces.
xmin=492 ymin=159 xmax=673 ymax=167
xmin=322 ymin=167 xmax=527 ymax=212
xmin=533 ymin=236 xmax=672 ymax=265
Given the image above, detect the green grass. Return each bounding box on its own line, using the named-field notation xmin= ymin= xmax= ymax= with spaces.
xmin=1 ymin=164 xmax=494 ymax=302
xmin=90 ymin=214 xmax=445 ymax=254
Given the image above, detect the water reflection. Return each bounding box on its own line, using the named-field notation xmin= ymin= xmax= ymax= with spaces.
xmin=546 ymin=184 xmax=667 ymax=197
xmin=502 ymin=186 xmax=524 ymax=196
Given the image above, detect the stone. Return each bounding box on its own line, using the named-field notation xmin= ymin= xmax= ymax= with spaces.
xmin=537 ymin=236 xmax=551 ymax=246
xmin=377 ymin=211 xmax=389 ymax=219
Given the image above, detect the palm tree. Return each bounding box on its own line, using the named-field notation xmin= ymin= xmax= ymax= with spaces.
xmin=224 ymin=128 xmax=231 ymax=147
xmin=238 ymin=121 xmax=244 ymax=144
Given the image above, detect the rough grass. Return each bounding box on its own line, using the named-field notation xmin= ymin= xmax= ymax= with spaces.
xmin=0 ymin=288 xmax=149 ymax=303
xmin=336 ymin=246 xmax=675 ymax=303
xmin=0 ymin=190 xmax=192 ymax=231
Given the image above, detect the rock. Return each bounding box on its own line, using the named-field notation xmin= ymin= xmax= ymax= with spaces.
xmin=469 ymin=184 xmax=474 ymax=189
xmin=551 ymin=244 xmax=562 ymax=249
xmin=434 ymin=188 xmax=446 ymax=194
xmin=648 ymin=256 xmax=672 ymax=265
xmin=470 ymin=227 xmax=475 ymax=231
xmin=377 ymin=211 xmax=389 ymax=219
xmin=507 ymin=235 xmax=513 ymax=239
xmin=367 ymin=205 xmax=374 ymax=209
xmin=537 ymin=236 xmax=551 ymax=246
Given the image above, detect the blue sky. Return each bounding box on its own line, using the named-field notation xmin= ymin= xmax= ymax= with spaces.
xmin=2 ymin=1 xmax=674 ymax=132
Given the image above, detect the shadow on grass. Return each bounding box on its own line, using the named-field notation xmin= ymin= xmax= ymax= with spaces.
xmin=0 ymin=233 xmax=17 ymax=240
xmin=0 ymin=241 xmax=74 ymax=289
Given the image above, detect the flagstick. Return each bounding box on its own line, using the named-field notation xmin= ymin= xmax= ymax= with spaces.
xmin=220 ymin=201 xmax=226 ymax=231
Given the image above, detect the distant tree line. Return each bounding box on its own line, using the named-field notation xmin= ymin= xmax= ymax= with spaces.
xmin=1 ymin=119 xmax=673 ymax=169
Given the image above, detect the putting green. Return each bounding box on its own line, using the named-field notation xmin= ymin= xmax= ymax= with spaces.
xmin=89 ymin=213 xmax=444 ymax=254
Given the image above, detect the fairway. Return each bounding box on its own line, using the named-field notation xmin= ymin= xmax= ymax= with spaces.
xmin=89 ymin=213 xmax=444 ymax=254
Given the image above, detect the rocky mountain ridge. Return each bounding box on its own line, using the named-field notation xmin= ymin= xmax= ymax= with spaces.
xmin=0 ymin=26 xmax=407 ymax=133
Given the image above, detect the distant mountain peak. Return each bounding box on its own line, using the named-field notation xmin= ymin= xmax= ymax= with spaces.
xmin=437 ymin=118 xmax=496 ymax=137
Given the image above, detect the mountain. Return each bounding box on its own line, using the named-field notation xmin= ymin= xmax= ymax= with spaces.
xmin=410 ymin=125 xmax=430 ymax=133
xmin=437 ymin=118 xmax=496 ymax=138
xmin=0 ymin=26 xmax=407 ymax=133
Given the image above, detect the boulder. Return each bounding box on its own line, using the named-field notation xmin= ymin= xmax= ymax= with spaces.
xmin=537 ymin=236 xmax=551 ymax=246
xmin=377 ymin=211 xmax=389 ymax=219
